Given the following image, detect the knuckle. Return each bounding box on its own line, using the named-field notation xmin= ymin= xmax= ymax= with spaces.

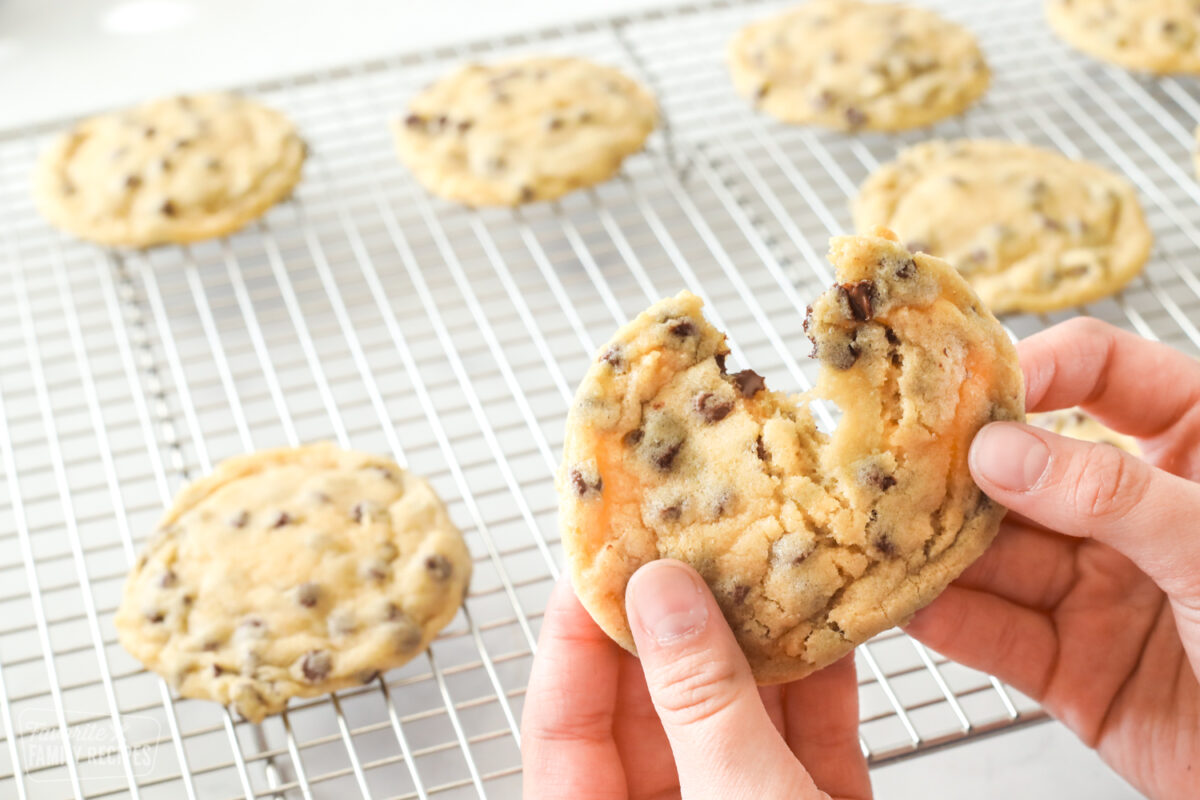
xmin=1063 ymin=444 xmax=1149 ymax=522
xmin=647 ymin=650 xmax=742 ymax=727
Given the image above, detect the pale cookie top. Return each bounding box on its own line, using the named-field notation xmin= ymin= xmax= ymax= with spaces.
xmin=727 ymin=0 xmax=990 ymax=131
xmin=1047 ymin=0 xmax=1200 ymax=74
xmin=853 ymin=140 xmax=1152 ymax=315
xmin=114 ymin=444 xmax=472 ymax=722
xmin=559 ymin=229 xmax=1023 ymax=683
xmin=34 ymin=93 xmax=305 ymax=247
xmin=393 ymin=56 xmax=658 ymax=206
xmin=1030 ymin=408 xmax=1140 ymax=455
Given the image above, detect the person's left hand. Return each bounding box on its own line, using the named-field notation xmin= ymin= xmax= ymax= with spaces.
xmin=520 ymin=559 xmax=872 ymax=800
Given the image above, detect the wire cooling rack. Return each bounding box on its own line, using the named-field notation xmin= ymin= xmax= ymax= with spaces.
xmin=2 ymin=0 xmax=1200 ymax=796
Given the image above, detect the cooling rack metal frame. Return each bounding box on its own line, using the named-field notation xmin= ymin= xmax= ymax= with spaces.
xmin=2 ymin=0 xmax=1199 ymax=796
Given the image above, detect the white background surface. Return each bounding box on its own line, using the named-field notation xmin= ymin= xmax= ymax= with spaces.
xmin=0 ymin=0 xmax=1144 ymax=797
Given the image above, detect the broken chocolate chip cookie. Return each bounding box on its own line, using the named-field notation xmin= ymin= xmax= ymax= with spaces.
xmin=558 ymin=228 xmax=1023 ymax=683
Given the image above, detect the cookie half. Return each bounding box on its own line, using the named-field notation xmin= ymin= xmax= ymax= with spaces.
xmin=1030 ymin=408 xmax=1140 ymax=454
xmin=727 ymin=0 xmax=989 ymax=131
xmin=853 ymin=140 xmax=1152 ymax=314
xmin=1047 ymin=0 xmax=1200 ymax=74
xmin=114 ymin=443 xmax=471 ymax=722
xmin=559 ymin=229 xmax=1023 ymax=683
xmin=34 ymin=93 xmax=305 ymax=247
xmin=394 ymin=57 xmax=658 ymax=206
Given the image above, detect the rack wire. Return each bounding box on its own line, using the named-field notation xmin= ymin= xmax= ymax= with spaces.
xmin=1 ymin=0 xmax=1199 ymax=796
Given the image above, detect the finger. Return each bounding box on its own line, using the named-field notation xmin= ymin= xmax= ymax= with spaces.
xmin=1018 ymin=317 xmax=1200 ymax=440
xmin=903 ymin=585 xmax=1058 ymax=701
xmin=953 ymin=520 xmax=1078 ymax=610
xmin=759 ymin=685 xmax=787 ymax=738
xmin=625 ymin=560 xmax=822 ymax=800
xmin=969 ymin=422 xmax=1200 ymax=602
xmin=613 ymin=654 xmax=678 ymax=798
xmin=783 ymin=656 xmax=872 ymax=800
xmin=521 ymin=578 xmax=625 ymax=800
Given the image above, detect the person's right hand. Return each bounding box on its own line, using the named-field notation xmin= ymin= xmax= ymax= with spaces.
xmin=905 ymin=318 xmax=1200 ymax=800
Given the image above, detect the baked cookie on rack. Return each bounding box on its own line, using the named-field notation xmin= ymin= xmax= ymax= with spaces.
xmin=34 ymin=93 xmax=305 ymax=247
xmin=727 ymin=0 xmax=990 ymax=131
xmin=393 ymin=56 xmax=658 ymax=206
xmin=1030 ymin=407 xmax=1140 ymax=454
xmin=1046 ymin=0 xmax=1200 ymax=74
xmin=114 ymin=443 xmax=471 ymax=722
xmin=853 ymin=140 xmax=1152 ymax=314
xmin=558 ymin=229 xmax=1023 ymax=683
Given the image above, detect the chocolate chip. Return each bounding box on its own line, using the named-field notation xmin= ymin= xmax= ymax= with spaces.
xmin=712 ymin=490 xmax=734 ymax=517
xmin=270 ymin=511 xmax=292 ymax=528
xmin=695 ymin=392 xmax=733 ymax=423
xmin=715 ymin=351 xmax=728 ymax=374
xmin=894 ymin=257 xmax=917 ymax=279
xmin=569 ymin=468 xmax=602 ymax=497
xmin=434 ymin=114 xmax=449 ymax=130
xmin=731 ymin=585 xmax=750 ymax=605
xmin=884 ymin=327 xmax=900 ymax=346
xmin=425 ymin=554 xmax=453 ymax=580
xmin=520 ymin=185 xmax=535 ymax=202
xmin=124 ymin=174 xmax=142 ymax=190
xmin=874 ymin=534 xmax=898 ymax=558
xmin=839 ymin=281 xmax=876 ymax=321
xmin=600 ymin=346 xmax=624 ymax=369
xmin=180 ymin=593 xmax=193 ymax=606
xmin=296 ymin=581 xmax=320 ymax=608
xmin=730 ymin=369 xmax=765 ymax=398
xmin=654 ymin=441 xmax=683 ymax=471
xmin=212 ymin=664 xmax=224 ymax=677
xmin=660 ymin=503 xmax=682 ymax=522
xmin=146 ymin=610 xmax=165 ymax=623
xmin=623 ymin=429 xmax=644 ymax=447
xmin=668 ymin=320 xmax=695 ymax=337
xmin=756 ymin=435 xmax=768 ymax=461
xmin=404 ymin=113 xmax=425 ymax=128
xmin=350 ymin=501 xmax=373 ymax=523
xmin=812 ymin=332 xmax=860 ymax=370
xmin=860 ymin=464 xmax=897 ymax=491
xmin=159 ymin=200 xmax=177 ymax=217
xmin=228 ymin=510 xmax=249 ymax=528
xmin=159 ymin=570 xmax=177 ymax=589
xmin=844 ymin=107 xmax=869 ymax=128
xmin=300 ymin=650 xmax=332 ymax=682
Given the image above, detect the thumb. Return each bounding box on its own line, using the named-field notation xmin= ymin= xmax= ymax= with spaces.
xmin=969 ymin=422 xmax=1200 ymax=603
xmin=625 ymin=560 xmax=823 ymax=800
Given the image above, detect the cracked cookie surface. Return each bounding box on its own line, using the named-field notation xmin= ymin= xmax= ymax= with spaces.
xmin=115 ymin=443 xmax=471 ymax=722
xmin=35 ymin=93 xmax=305 ymax=247
xmin=1047 ymin=0 xmax=1200 ymax=74
xmin=393 ymin=56 xmax=658 ymax=206
xmin=854 ymin=140 xmax=1152 ymax=314
xmin=727 ymin=0 xmax=989 ymax=131
xmin=559 ymin=230 xmax=1023 ymax=683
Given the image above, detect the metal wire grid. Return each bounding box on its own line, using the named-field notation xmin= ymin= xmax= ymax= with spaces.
xmin=2 ymin=0 xmax=1200 ymax=796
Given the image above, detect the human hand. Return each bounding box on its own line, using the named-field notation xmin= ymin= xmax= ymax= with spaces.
xmin=905 ymin=318 xmax=1200 ymax=800
xmin=520 ymin=560 xmax=872 ymax=799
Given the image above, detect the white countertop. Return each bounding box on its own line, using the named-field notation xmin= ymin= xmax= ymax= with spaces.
xmin=0 ymin=1 xmax=1143 ymax=797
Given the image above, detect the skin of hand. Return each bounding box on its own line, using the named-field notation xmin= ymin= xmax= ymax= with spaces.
xmin=520 ymin=562 xmax=872 ymax=800
xmin=905 ymin=317 xmax=1200 ymax=800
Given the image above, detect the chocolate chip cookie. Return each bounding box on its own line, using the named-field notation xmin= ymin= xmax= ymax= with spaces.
xmin=34 ymin=93 xmax=305 ymax=247
xmin=393 ymin=56 xmax=658 ymax=206
xmin=1047 ymin=0 xmax=1200 ymax=74
xmin=853 ymin=140 xmax=1152 ymax=314
xmin=114 ymin=444 xmax=471 ymax=722
xmin=727 ymin=0 xmax=990 ymax=131
xmin=1031 ymin=408 xmax=1140 ymax=454
xmin=559 ymin=229 xmax=1023 ymax=683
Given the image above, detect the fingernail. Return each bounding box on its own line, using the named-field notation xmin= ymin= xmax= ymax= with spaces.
xmin=628 ymin=561 xmax=709 ymax=645
xmin=970 ymin=423 xmax=1051 ymax=492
